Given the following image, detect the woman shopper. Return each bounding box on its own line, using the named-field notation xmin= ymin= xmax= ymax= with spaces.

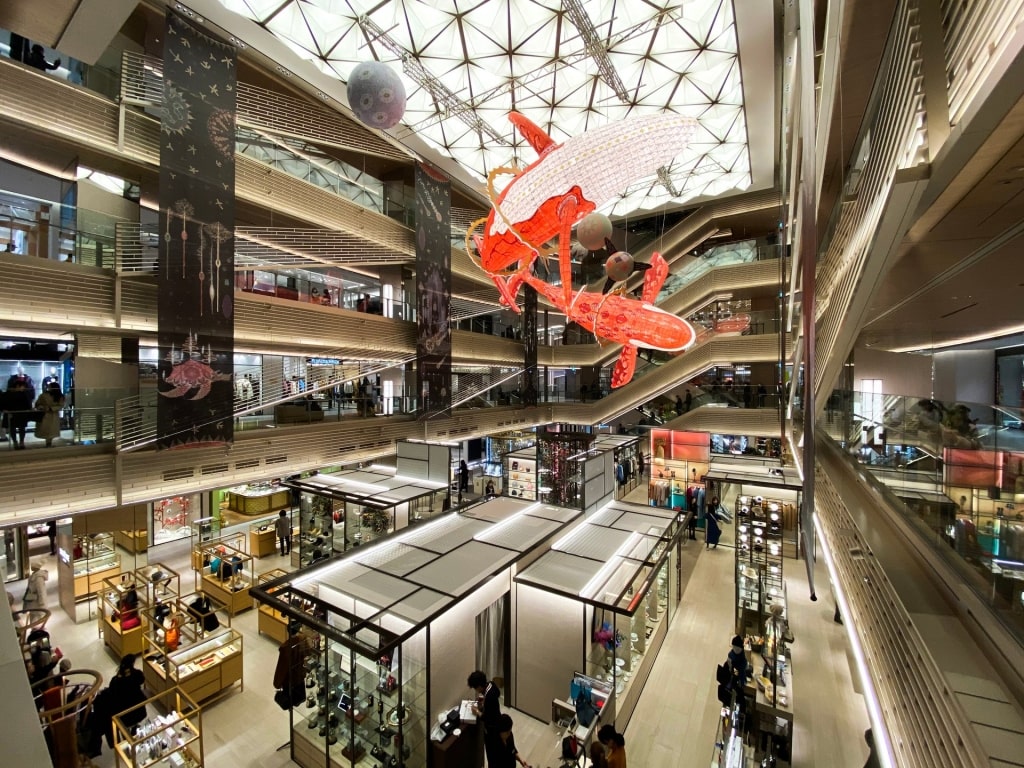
xmin=597 ymin=724 xmax=627 ymax=768
xmin=34 ymin=381 xmax=64 ymax=447
xmin=22 ymin=561 xmax=48 ymax=610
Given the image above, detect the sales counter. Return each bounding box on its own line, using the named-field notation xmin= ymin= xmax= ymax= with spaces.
xmin=143 ymin=628 xmax=243 ymax=707
xmin=226 ymin=484 xmax=290 ymax=516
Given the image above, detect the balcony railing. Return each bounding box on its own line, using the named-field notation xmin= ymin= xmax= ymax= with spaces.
xmin=825 ymin=387 xmax=1024 ymax=646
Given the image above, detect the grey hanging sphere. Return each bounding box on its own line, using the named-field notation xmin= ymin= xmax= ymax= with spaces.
xmin=347 ymin=61 xmax=406 ymax=130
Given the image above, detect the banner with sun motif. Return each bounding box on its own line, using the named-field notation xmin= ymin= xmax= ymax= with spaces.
xmin=157 ymin=11 xmax=236 ymax=448
xmin=415 ymin=163 xmax=452 ymax=418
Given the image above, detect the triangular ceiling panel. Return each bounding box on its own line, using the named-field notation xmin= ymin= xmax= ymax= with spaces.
xmin=219 ymin=0 xmax=752 ymax=214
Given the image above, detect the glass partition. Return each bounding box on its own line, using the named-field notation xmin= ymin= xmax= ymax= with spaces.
xmin=824 ymin=388 xmax=1024 ymax=641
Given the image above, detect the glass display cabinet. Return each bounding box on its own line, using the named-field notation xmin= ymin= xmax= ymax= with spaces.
xmin=256 ymin=569 xmax=290 ymax=644
xmin=190 ymin=531 xmax=245 ymax=587
xmin=344 ymin=501 xmax=395 ymax=549
xmin=735 ymin=495 xmax=785 ymax=636
xmin=143 ymin=628 xmax=243 ymax=707
xmin=297 ymin=492 xmax=340 ymax=568
xmin=112 ymin=687 xmax=202 ymax=768
xmin=113 ymin=528 xmax=148 ymax=554
xmin=136 ymin=563 xmax=181 ymax=606
xmin=72 ymin=533 xmax=121 ymax=599
xmin=99 ymin=574 xmax=147 ymax=658
xmin=196 ymin=542 xmax=253 ymax=616
xmin=190 ymin=517 xmax=220 ymax=550
xmin=504 ymin=448 xmax=538 ymax=501
xmin=289 ymin=625 xmax=428 ymax=768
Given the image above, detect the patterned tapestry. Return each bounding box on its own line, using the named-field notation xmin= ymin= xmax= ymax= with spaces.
xmin=415 ymin=163 xmax=452 ymax=417
xmin=157 ymin=10 xmax=237 ymax=448
xmin=522 ymin=284 xmax=539 ymax=407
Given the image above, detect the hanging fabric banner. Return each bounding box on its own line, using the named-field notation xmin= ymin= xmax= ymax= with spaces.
xmin=156 ymin=11 xmax=237 ymax=449
xmin=522 ymin=284 xmax=539 ymax=407
xmin=415 ymin=163 xmax=452 ymax=417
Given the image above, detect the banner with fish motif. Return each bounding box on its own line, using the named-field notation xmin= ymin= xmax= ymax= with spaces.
xmin=415 ymin=163 xmax=452 ymax=417
xmin=157 ymin=10 xmax=236 ymax=448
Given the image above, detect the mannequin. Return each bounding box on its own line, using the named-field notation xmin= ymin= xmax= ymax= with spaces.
xmin=41 ymin=367 xmax=60 ymax=390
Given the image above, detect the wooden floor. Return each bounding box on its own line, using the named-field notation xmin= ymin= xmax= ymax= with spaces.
xmin=509 ymin=485 xmax=872 ymax=768
xmin=19 ymin=494 xmax=872 ymax=768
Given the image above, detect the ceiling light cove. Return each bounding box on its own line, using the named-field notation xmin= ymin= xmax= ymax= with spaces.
xmin=218 ymin=0 xmax=751 ymax=216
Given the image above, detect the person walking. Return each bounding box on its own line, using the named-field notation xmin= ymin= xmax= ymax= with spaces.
xmin=22 ymin=562 xmax=48 ymax=610
xmin=684 ymin=389 xmax=693 ymax=412
xmin=275 ymin=509 xmax=292 ymax=556
xmin=493 ymin=714 xmax=531 ymax=768
xmin=597 ymin=724 xmax=627 ymax=768
xmin=705 ymin=505 xmax=723 ymax=549
xmin=46 ymin=520 xmax=56 ymax=555
xmin=459 ymin=459 xmax=470 ymax=496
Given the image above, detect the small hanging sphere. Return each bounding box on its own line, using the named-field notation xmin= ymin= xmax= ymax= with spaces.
xmin=577 ymin=212 xmax=613 ymax=250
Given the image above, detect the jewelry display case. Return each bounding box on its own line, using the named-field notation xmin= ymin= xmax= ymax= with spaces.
xmin=196 ymin=542 xmax=253 ymax=616
xmin=143 ymin=628 xmax=243 ymax=707
xmin=112 ymin=688 xmax=202 ymax=768
xmin=226 ymin=482 xmax=291 ymax=516
xmin=71 ymin=533 xmax=121 ymax=599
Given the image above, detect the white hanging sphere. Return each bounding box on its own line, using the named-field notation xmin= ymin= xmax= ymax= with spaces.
xmin=577 ymin=212 xmax=613 ymax=250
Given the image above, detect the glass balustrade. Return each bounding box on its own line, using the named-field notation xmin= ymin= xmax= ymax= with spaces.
xmin=823 ymin=388 xmax=1024 ymax=642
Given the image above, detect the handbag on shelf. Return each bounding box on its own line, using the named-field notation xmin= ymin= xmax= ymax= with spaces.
xmin=574 ymin=691 xmax=597 ymax=727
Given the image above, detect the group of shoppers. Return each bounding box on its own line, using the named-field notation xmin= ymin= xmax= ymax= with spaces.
xmin=468 ymin=669 xmax=628 ymax=767
xmin=1 ymin=375 xmax=66 ymax=449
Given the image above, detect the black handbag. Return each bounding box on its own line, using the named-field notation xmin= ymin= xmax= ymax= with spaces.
xmin=716 ymin=663 xmax=731 ymax=686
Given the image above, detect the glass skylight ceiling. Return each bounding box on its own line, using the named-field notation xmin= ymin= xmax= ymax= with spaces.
xmin=219 ymin=0 xmax=750 ymax=216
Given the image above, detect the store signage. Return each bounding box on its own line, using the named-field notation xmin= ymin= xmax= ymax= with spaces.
xmin=306 ymin=357 xmax=342 ymax=366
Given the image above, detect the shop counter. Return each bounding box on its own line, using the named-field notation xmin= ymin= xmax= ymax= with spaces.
xmin=143 ymin=628 xmax=243 ymax=707
xmin=248 ymin=519 xmax=278 ymax=558
xmin=226 ymin=485 xmax=291 ymax=516
xmin=431 ymin=701 xmax=483 ymax=768
xmin=200 ymin=571 xmax=252 ymax=616
xmin=112 ymin=529 xmax=148 ymax=554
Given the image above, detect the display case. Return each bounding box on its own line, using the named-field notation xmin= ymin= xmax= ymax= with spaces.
xmin=256 ymin=569 xmax=291 ymax=644
xmin=136 ymin=563 xmax=181 ymax=606
xmin=504 ymin=448 xmax=538 ymax=501
xmin=99 ymin=575 xmax=147 ymax=658
xmin=143 ymin=628 xmax=243 ymax=706
xmin=112 ymin=688 xmax=203 ymax=768
xmin=537 ymin=432 xmax=595 ymax=508
xmin=297 ymin=492 xmax=340 ymax=568
xmin=345 ymin=502 xmax=394 ymax=549
xmin=226 ymin=482 xmax=291 ymax=516
xmin=113 ymin=529 xmax=148 ymax=554
xmin=72 ymin=533 xmax=121 ymax=599
xmin=291 ymin=627 xmax=428 ymax=768
xmin=249 ymin=515 xmax=287 ymax=558
xmin=196 ymin=542 xmax=253 ymax=616
xmin=735 ymin=495 xmax=785 ymax=636
xmin=190 ymin=531 xmax=244 ymax=579
xmin=190 ymin=517 xmax=220 ymax=550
